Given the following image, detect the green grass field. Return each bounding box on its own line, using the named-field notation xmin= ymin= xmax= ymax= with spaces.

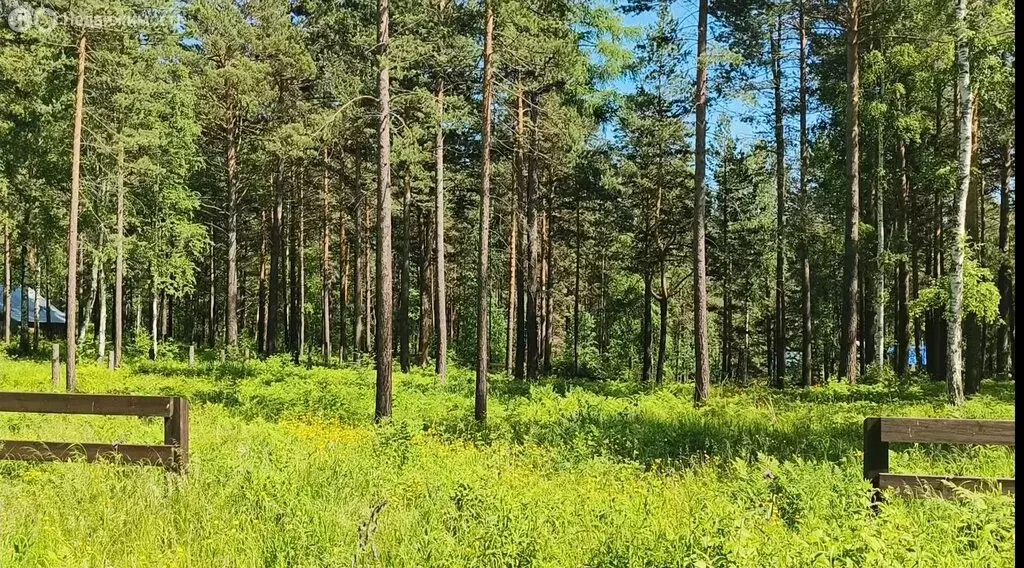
xmin=0 ymin=353 xmax=1015 ymax=567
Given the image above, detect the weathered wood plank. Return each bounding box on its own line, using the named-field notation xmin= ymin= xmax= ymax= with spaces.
xmin=0 ymin=392 xmax=173 ymax=417
xmin=863 ymin=418 xmax=890 ymax=483
xmin=878 ymin=473 xmax=1015 ymax=498
xmin=878 ymin=418 xmax=1015 ymax=446
xmin=0 ymin=440 xmax=175 ymax=468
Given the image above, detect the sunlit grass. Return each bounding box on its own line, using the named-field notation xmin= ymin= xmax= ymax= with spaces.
xmin=0 ymin=352 xmax=1014 ymax=567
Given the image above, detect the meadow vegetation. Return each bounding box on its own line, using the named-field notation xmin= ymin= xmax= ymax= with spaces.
xmin=0 ymin=350 xmax=1015 ymax=567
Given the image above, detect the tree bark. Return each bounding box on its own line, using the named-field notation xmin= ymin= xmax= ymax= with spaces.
xmin=772 ymin=13 xmax=786 ymax=388
xmin=375 ymin=0 xmax=395 ymax=421
xmin=3 ymin=225 xmax=10 ymax=344
xmin=656 ymin=263 xmax=668 ymax=385
xmin=692 ymin=0 xmax=710 ymax=405
xmin=322 ymin=148 xmax=333 ymax=363
xmin=543 ymin=209 xmax=554 ymax=374
xmin=79 ymin=250 xmax=98 ymax=345
xmin=97 ymin=265 xmax=107 ymax=360
xmin=399 ymin=169 xmax=412 ymax=373
xmin=353 ymin=150 xmax=365 ymax=358
xmin=799 ymin=0 xmax=813 ymax=387
xmin=476 ymin=0 xmax=494 ymax=421
xmin=114 ymin=146 xmax=125 ymax=368
xmin=996 ymin=141 xmax=1013 ymax=377
xmin=258 ymin=209 xmax=268 ymax=354
xmin=418 ymin=206 xmax=432 ymax=367
xmin=642 ymin=267 xmax=653 ymax=383
xmin=895 ymin=139 xmax=910 ymax=377
xmin=874 ymin=123 xmax=885 ymax=371
xmin=573 ymin=203 xmax=581 ymax=376
xmin=66 ymin=33 xmax=86 ymax=390
xmin=339 ymin=172 xmax=350 ymax=364
xmin=19 ymin=218 xmax=29 ymax=354
xmin=298 ymin=174 xmax=307 ymax=362
xmin=964 ymin=99 xmax=982 ymax=395
xmin=946 ymin=0 xmax=972 ymax=405
xmin=507 ymin=85 xmax=526 ymax=376
xmin=840 ymin=0 xmax=861 ymax=384
xmin=269 ymin=163 xmax=284 ymax=355
xmin=434 ymin=81 xmax=448 ymax=383
xmin=225 ymin=95 xmax=240 ymax=350
xmin=721 ymin=147 xmax=732 ymax=382
xmin=150 ymin=284 xmax=159 ymax=360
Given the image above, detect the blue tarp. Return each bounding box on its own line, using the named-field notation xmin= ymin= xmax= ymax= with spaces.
xmin=0 ymin=286 xmax=67 ymax=324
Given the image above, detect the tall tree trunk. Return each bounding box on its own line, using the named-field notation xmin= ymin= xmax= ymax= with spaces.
xmin=207 ymin=236 xmax=216 ymax=349
xmin=874 ymin=124 xmax=885 ymax=370
xmin=353 ymin=150 xmax=364 ymax=358
xmin=799 ymin=0 xmax=813 ymax=387
xmin=298 ymin=172 xmax=307 ymax=362
xmin=996 ymin=141 xmax=1013 ymax=377
xmin=3 ymin=225 xmax=10 ymax=344
xmin=399 ymin=169 xmax=412 ymax=373
xmin=772 ymin=13 xmax=786 ymax=388
xmin=642 ymin=267 xmax=653 ymax=382
xmin=543 ymin=209 xmax=554 ymax=374
xmin=97 ymin=265 xmax=107 ymax=361
xmin=507 ymin=85 xmax=526 ymax=376
xmin=721 ymin=149 xmax=732 ymax=381
xmin=525 ymin=91 xmax=542 ymax=381
xmin=375 ymin=0 xmax=395 ymax=421
xmin=476 ymin=0 xmax=494 ymax=421
xmin=339 ymin=180 xmax=350 ymax=364
xmin=895 ymin=139 xmax=911 ymax=377
xmin=840 ymin=0 xmax=861 ymax=384
xmin=418 ymin=206 xmax=432 ymax=367
xmin=964 ymin=98 xmax=982 ymax=395
xmin=322 ymin=149 xmax=333 ymax=363
xmin=434 ymin=82 xmax=448 ymax=382
xmin=289 ymin=175 xmax=299 ymax=359
xmin=946 ymin=0 xmax=972 ymax=405
xmin=225 ymin=99 xmax=240 ymax=350
xmin=19 ymin=221 xmax=29 ymax=355
xmin=113 ymin=146 xmax=126 ymax=367
xmin=79 ymin=252 xmax=98 ymax=345
xmin=32 ymin=248 xmax=40 ymax=351
xmin=257 ymin=210 xmax=268 ymax=354
xmin=572 ymin=202 xmax=581 ymax=376
xmin=926 ymin=84 xmax=946 ymax=381
xmin=692 ymin=0 xmax=710 ymax=405
xmin=150 ymin=284 xmax=159 ymax=360
xmin=656 ymin=263 xmax=668 ymax=385
xmin=269 ymin=165 xmax=284 ymax=355
xmin=66 ymin=34 xmax=86 ymax=390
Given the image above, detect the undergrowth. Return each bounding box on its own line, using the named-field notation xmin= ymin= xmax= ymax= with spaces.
xmin=0 ymin=353 xmax=1014 ymax=567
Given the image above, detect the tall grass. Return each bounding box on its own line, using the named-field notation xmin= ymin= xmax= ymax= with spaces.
xmin=0 ymin=355 xmax=1014 ymax=567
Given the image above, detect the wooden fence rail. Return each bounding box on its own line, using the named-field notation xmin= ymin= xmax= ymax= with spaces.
xmin=0 ymin=392 xmax=189 ymax=473
xmin=864 ymin=417 xmax=1014 ymax=499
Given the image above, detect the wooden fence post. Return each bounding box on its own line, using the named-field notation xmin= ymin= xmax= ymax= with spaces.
xmin=108 ymin=351 xmax=115 ymax=371
xmin=188 ymin=344 xmax=195 ymax=368
xmin=864 ymin=418 xmax=889 ymax=502
xmin=51 ymin=344 xmax=60 ymax=389
xmin=164 ymin=397 xmax=189 ymax=474
xmin=219 ymin=349 xmax=226 ymax=364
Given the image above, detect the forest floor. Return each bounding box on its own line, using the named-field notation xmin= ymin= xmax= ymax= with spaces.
xmin=0 ymin=351 xmax=1015 ymax=567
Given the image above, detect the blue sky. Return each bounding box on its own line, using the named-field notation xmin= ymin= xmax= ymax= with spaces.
xmin=608 ymin=0 xmax=761 ymax=147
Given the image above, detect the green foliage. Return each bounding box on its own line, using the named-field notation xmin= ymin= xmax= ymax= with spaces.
xmin=911 ymin=250 xmax=1002 ymax=325
xmin=0 ymin=358 xmax=1015 ymax=566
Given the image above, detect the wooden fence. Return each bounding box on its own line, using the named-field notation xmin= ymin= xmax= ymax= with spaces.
xmin=864 ymin=417 xmax=1014 ymax=499
xmin=0 ymin=392 xmax=189 ymax=473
